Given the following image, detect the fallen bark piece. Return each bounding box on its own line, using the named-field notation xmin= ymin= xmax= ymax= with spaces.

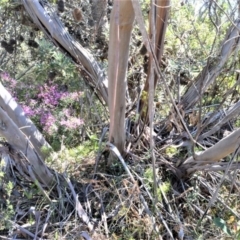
xmin=193 ymin=128 xmax=240 ymax=163
xmin=178 ymin=128 xmax=240 ymax=178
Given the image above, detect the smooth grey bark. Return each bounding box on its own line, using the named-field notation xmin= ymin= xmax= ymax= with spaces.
xmin=108 ymin=0 xmax=135 ymax=154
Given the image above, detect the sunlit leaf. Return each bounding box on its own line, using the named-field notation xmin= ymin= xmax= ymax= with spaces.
xmin=213 ymin=217 xmax=232 ymax=236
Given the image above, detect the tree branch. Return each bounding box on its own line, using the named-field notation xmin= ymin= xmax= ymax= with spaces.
xmin=22 ymin=0 xmax=108 ymax=104
xmin=0 ymin=83 xmax=51 ymax=160
xmin=0 ymin=106 xmax=54 ymax=186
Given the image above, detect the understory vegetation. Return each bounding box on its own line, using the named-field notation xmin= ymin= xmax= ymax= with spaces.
xmin=0 ymin=0 xmax=240 ymax=239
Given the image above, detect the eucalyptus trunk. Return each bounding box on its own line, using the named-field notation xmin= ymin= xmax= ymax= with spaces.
xmin=139 ymin=0 xmax=170 ymax=121
xmin=108 ymin=0 xmax=135 ymax=155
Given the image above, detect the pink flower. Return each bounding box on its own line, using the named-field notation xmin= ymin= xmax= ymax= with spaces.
xmin=63 ymin=109 xmax=71 ymax=117
xmin=38 ymin=84 xmax=63 ymax=106
xmin=60 ymin=117 xmax=84 ymax=129
xmin=40 ymin=111 xmax=57 ymax=134
xmin=61 ymin=91 xmax=83 ymax=101
xmin=21 ymin=105 xmax=35 ymax=117
xmin=0 ymin=72 xmax=17 ymax=88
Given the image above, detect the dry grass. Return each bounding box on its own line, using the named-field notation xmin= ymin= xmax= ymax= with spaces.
xmin=0 ymin=138 xmax=239 ymax=239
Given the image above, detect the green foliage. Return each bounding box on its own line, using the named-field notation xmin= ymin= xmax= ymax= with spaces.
xmin=213 ymin=217 xmax=232 ymax=236
xmin=1 ymin=1 xmax=240 ymax=239
xmin=166 ymin=5 xmax=215 ymax=64
xmin=0 ymin=0 xmax=9 ymax=7
xmin=165 ymin=146 xmax=178 ymax=157
xmin=0 ymin=163 xmax=14 ymax=231
xmin=144 ymin=167 xmax=170 ymax=201
xmin=144 ymin=167 xmax=154 ymax=184
xmin=46 ymin=134 xmax=99 ymax=168
xmin=163 ymin=0 xmax=233 ymax=106
xmin=23 ymin=183 xmax=40 ymax=199
xmin=68 ymin=134 xmax=99 ymax=158
xmin=32 ymin=39 xmax=79 ymax=88
xmin=41 ymin=145 xmax=53 ymax=158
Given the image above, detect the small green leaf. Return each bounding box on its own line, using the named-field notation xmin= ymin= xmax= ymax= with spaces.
xmin=213 ymin=217 xmax=232 ymax=236
xmin=236 ymin=232 xmax=240 ymax=240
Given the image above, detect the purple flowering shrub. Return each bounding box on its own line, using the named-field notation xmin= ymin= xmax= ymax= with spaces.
xmin=1 ymin=72 xmax=84 ymax=150
xmin=0 ymin=72 xmax=18 ymax=99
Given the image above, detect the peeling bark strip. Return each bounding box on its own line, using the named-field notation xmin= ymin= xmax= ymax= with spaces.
xmin=0 ymin=83 xmax=51 ymax=160
xmin=137 ymin=0 xmax=170 ymax=121
xmin=146 ymin=0 xmax=170 ymax=88
xmin=0 ymin=107 xmax=54 ymax=186
xmin=179 ymin=128 xmax=240 ymax=176
xmin=91 ymin=0 xmax=107 ymax=35
xmin=22 ymin=0 xmax=108 ymax=104
xmin=108 ymin=0 xmax=135 ymax=154
xmin=199 ymin=100 xmax=240 ymax=140
xmin=181 ymin=19 xmax=240 ymax=110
